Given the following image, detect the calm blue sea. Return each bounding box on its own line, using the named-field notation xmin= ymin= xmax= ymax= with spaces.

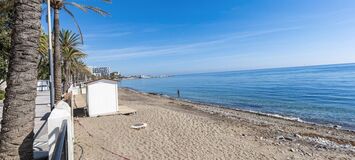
xmin=120 ymin=63 xmax=355 ymax=130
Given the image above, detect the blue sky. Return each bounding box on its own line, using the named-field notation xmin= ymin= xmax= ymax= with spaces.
xmin=53 ymin=0 xmax=355 ymax=75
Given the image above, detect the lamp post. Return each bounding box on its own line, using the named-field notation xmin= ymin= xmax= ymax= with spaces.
xmin=47 ymin=0 xmax=55 ymax=110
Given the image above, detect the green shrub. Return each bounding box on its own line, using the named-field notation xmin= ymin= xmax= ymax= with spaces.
xmin=0 ymin=90 xmax=4 ymax=100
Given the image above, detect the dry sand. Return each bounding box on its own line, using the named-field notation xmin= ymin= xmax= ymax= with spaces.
xmin=73 ymin=88 xmax=355 ymax=160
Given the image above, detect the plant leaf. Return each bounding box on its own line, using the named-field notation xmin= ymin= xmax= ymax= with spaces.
xmin=85 ymin=6 xmax=110 ymax=16
xmin=63 ymin=6 xmax=84 ymax=44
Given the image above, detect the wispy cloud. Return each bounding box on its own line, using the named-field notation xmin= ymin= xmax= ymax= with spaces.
xmin=85 ymin=31 xmax=131 ymax=38
xmin=141 ymin=28 xmax=160 ymax=33
xmin=87 ymin=26 xmax=301 ymax=62
xmin=84 ymin=22 xmax=170 ymax=40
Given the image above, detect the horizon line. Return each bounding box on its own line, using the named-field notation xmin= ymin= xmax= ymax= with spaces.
xmin=171 ymin=62 xmax=355 ymax=77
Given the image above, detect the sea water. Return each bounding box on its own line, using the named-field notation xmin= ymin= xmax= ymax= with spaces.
xmin=120 ymin=63 xmax=355 ymax=130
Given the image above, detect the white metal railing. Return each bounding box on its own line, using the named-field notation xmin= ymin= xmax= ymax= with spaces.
xmin=52 ymin=120 xmax=68 ymax=160
xmin=37 ymin=80 xmax=50 ymax=91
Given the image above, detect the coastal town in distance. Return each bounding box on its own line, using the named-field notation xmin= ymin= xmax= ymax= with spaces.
xmin=89 ymin=66 xmax=171 ymax=80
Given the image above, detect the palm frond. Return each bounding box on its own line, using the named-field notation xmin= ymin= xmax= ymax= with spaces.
xmin=63 ymin=2 xmax=87 ymax=13
xmin=60 ymin=29 xmax=81 ymax=48
xmin=37 ymin=31 xmax=50 ymax=78
xmin=0 ymin=0 xmax=14 ymax=12
xmin=63 ymin=6 xmax=84 ymax=44
xmin=38 ymin=32 xmax=49 ymax=57
xmin=83 ymin=0 xmax=112 ymax=4
xmin=60 ymin=30 xmax=87 ymax=64
xmin=61 ymin=32 xmax=89 ymax=78
xmin=85 ymin=6 xmax=110 ymax=16
xmin=101 ymin=0 xmax=112 ymax=4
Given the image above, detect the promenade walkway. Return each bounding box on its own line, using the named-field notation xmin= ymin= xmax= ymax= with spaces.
xmin=33 ymin=91 xmax=51 ymax=159
xmin=0 ymin=91 xmax=51 ymax=159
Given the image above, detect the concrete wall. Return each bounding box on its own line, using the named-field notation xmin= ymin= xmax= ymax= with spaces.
xmin=47 ymin=101 xmax=74 ymax=160
xmin=37 ymin=80 xmax=49 ymax=91
xmin=87 ymin=81 xmax=118 ymax=117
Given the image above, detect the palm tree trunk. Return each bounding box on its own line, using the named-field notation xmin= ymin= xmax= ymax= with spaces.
xmin=63 ymin=62 xmax=70 ymax=92
xmin=54 ymin=8 xmax=62 ymax=102
xmin=0 ymin=0 xmax=41 ymax=159
xmin=72 ymin=73 xmax=75 ymax=86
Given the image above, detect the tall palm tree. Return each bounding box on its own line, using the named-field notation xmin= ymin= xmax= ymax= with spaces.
xmin=60 ymin=30 xmax=87 ymax=92
xmin=0 ymin=0 xmax=41 ymax=158
xmin=50 ymin=0 xmax=110 ymax=102
xmin=63 ymin=48 xmax=87 ymax=91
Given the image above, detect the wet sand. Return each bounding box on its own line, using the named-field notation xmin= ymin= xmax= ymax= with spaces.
xmin=73 ymin=88 xmax=355 ymax=160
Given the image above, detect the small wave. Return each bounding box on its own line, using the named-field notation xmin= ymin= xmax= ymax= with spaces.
xmin=259 ymin=112 xmax=304 ymax=122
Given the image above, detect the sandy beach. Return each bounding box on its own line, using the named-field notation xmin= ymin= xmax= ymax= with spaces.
xmin=73 ymin=88 xmax=355 ymax=160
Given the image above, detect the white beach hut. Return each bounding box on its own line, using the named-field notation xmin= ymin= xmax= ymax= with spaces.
xmin=86 ymin=79 xmax=119 ymax=117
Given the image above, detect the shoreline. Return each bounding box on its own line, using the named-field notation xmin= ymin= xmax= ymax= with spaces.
xmin=121 ymin=87 xmax=355 ymax=147
xmin=123 ymin=87 xmax=355 ymax=133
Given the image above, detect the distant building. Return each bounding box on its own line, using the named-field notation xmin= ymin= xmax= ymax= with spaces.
xmin=110 ymin=72 xmax=120 ymax=76
xmin=140 ymin=75 xmax=151 ymax=79
xmin=110 ymin=72 xmax=121 ymax=80
xmin=92 ymin=67 xmax=110 ymax=77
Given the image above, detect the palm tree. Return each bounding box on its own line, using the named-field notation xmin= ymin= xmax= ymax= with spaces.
xmin=36 ymin=30 xmax=91 ymax=92
xmin=50 ymin=0 xmax=110 ymax=102
xmin=60 ymin=30 xmax=88 ymax=92
xmin=72 ymin=60 xmax=92 ymax=82
xmin=63 ymin=48 xmax=88 ymax=91
xmin=38 ymin=32 xmax=50 ymax=79
xmin=0 ymin=0 xmax=41 ymax=158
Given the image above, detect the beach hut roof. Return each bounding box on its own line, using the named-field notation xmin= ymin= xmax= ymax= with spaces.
xmin=85 ymin=79 xmax=118 ymax=85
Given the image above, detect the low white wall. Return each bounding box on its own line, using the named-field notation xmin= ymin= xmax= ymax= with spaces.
xmin=47 ymin=101 xmax=74 ymax=160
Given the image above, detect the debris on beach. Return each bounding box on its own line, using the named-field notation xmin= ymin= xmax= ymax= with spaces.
xmin=294 ymin=134 xmax=302 ymax=139
xmin=276 ymin=135 xmax=295 ymax=141
xmin=289 ymin=148 xmax=296 ymax=152
xmin=333 ymin=125 xmax=342 ymax=129
xmin=306 ymin=136 xmax=355 ymax=152
xmin=131 ymin=123 xmax=147 ymax=130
